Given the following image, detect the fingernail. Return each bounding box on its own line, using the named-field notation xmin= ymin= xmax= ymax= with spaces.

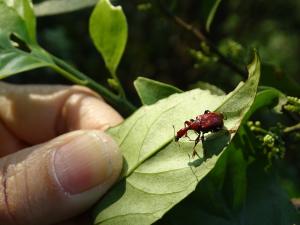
xmin=53 ymin=131 xmax=114 ymax=194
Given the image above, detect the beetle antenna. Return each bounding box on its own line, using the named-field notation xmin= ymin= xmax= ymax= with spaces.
xmin=172 ymin=125 xmax=177 ymax=141
xmin=173 ymin=125 xmax=181 ymax=147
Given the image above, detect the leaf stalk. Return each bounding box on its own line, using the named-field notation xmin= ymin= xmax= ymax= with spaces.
xmin=283 ymin=123 xmax=300 ymax=134
xmin=51 ymin=55 xmax=136 ymax=116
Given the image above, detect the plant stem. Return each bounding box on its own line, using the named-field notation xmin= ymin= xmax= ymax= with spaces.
xmin=283 ymin=123 xmax=300 ymax=134
xmin=51 ymin=56 xmax=136 ymax=116
xmin=110 ymin=70 xmax=126 ymax=98
xmin=155 ymin=0 xmax=248 ymax=78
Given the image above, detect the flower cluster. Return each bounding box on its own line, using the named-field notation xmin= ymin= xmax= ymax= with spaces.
xmin=247 ymin=121 xmax=285 ymax=169
xmin=283 ymin=96 xmax=300 ymax=114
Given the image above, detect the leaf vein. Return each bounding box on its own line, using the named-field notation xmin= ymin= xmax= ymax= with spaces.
xmin=127 ymin=178 xmax=195 ymax=195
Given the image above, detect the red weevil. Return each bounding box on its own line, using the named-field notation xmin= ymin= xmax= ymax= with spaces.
xmin=174 ymin=110 xmax=225 ymax=157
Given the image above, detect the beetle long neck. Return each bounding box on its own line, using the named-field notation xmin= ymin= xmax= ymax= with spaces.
xmin=175 ymin=126 xmax=189 ymax=141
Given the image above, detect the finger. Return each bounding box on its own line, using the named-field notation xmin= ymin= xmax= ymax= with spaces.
xmin=56 ymin=91 xmax=123 ymax=133
xmin=0 ymin=82 xmax=123 ymax=146
xmin=0 ymin=130 xmax=122 ymax=225
xmin=0 ymin=120 xmax=26 ymax=157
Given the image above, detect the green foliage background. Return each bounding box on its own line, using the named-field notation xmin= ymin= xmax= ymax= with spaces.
xmin=2 ymin=0 xmax=300 ymax=224
xmin=8 ymin=1 xmax=300 ymax=97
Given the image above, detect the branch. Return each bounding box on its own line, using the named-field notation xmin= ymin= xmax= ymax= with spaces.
xmin=51 ymin=56 xmax=136 ymax=116
xmin=283 ymin=123 xmax=300 ymax=134
xmin=155 ymin=0 xmax=248 ymax=78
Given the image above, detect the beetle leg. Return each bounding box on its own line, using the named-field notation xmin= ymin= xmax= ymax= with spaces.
xmin=183 ymin=119 xmax=195 ymax=139
xmin=192 ymin=134 xmax=200 ymax=149
xmin=184 ymin=121 xmax=189 ymax=127
xmin=184 ymin=119 xmax=194 ymax=127
xmin=186 ymin=135 xmax=193 ymax=141
xmin=192 ymin=150 xmax=200 ymax=158
xmin=192 ymin=133 xmax=201 ymax=158
xmin=184 ymin=119 xmax=194 ymax=128
xmin=184 ymin=130 xmax=200 ymax=142
xmin=183 ymin=121 xmax=189 ymax=138
xmin=201 ymin=133 xmax=205 ymax=143
xmin=200 ymin=133 xmax=208 ymax=158
xmin=192 ymin=148 xmax=200 ymax=158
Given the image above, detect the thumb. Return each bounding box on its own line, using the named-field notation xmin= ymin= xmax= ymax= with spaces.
xmin=0 ymin=130 xmax=122 ymax=225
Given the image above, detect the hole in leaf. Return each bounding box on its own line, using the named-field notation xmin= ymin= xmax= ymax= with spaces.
xmin=9 ymin=33 xmax=31 ymax=53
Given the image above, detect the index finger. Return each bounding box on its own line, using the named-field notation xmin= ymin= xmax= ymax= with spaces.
xmin=0 ymin=82 xmax=123 ymax=146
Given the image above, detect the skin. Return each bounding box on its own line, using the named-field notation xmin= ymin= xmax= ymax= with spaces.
xmin=0 ymin=82 xmax=124 ymax=225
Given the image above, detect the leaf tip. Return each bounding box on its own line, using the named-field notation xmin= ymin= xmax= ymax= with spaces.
xmin=247 ymin=49 xmax=261 ymax=79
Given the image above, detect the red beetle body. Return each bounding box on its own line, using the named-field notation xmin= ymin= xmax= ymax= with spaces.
xmin=175 ymin=110 xmax=224 ymax=157
xmin=196 ymin=112 xmax=224 ymax=133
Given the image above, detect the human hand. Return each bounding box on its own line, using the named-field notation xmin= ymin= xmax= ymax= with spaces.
xmin=0 ymin=82 xmax=123 ymax=225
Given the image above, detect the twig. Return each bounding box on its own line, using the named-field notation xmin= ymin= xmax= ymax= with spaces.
xmin=51 ymin=56 xmax=136 ymax=116
xmin=283 ymin=123 xmax=300 ymax=134
xmin=155 ymin=0 xmax=248 ymax=78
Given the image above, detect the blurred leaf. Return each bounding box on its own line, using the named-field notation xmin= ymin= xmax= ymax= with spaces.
xmin=218 ymin=38 xmax=246 ymax=65
xmin=189 ymin=48 xmax=218 ymax=66
xmin=242 ymin=161 xmax=300 ymax=225
xmin=244 ymin=86 xmax=287 ymax=121
xmin=0 ymin=0 xmax=53 ymax=79
xmin=34 ymin=0 xmax=97 ymax=17
xmin=89 ymin=0 xmax=127 ymax=75
xmin=137 ymin=3 xmax=152 ymax=11
xmin=191 ymin=81 xmax=226 ymax=96
xmin=224 ymin=146 xmax=247 ymax=212
xmin=0 ymin=1 xmax=128 ymax=114
xmin=196 ymin=145 xmax=247 ymax=219
xmin=3 ymin=0 xmax=36 ymax=40
xmin=134 ymin=76 xmax=183 ymax=105
xmin=93 ymin=52 xmax=260 ymax=225
xmin=261 ymin=63 xmax=300 ymax=97
xmin=206 ymin=0 xmax=222 ymax=32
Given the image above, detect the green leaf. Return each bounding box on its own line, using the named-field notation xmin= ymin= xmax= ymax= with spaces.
xmin=0 ymin=0 xmax=135 ymax=115
xmin=3 ymin=0 xmax=36 ymax=41
xmin=107 ymin=78 xmax=119 ymax=91
xmin=34 ymin=0 xmax=98 ymax=17
xmin=195 ymin=145 xmax=247 ymax=218
xmin=223 ymin=146 xmax=247 ymax=212
xmin=190 ymin=81 xmax=226 ymax=96
xmin=244 ymin=86 xmax=287 ymax=121
xmin=0 ymin=0 xmax=54 ymax=79
xmin=93 ymin=52 xmax=261 ymax=225
xmin=242 ymin=161 xmax=300 ymax=225
xmin=205 ymin=0 xmax=222 ymax=32
xmin=156 ymin=153 xmax=299 ymax=225
xmin=89 ymin=0 xmax=127 ymax=75
xmin=134 ymin=76 xmax=183 ymax=105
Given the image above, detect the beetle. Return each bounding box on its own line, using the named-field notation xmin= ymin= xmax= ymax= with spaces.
xmin=174 ymin=110 xmax=225 ymax=157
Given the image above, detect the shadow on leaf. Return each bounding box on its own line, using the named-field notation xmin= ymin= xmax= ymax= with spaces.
xmin=187 ymin=130 xmax=230 ymax=167
xmin=203 ymin=130 xmax=231 ymax=158
xmin=93 ymin=179 xmax=127 ymax=216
